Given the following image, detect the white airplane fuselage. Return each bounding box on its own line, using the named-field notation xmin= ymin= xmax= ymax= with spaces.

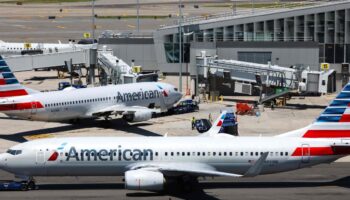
xmin=0 ymin=136 xmax=344 ymax=177
xmin=0 ymin=82 xmax=182 ymax=122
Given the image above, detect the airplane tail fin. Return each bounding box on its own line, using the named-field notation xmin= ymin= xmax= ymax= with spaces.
xmin=201 ymin=110 xmax=231 ymax=137
xmin=278 ymin=82 xmax=350 ymax=138
xmin=0 ymin=55 xmax=37 ymax=98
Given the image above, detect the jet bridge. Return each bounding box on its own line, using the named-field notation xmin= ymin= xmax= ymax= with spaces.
xmin=197 ymin=53 xmax=336 ymax=103
xmin=97 ymin=48 xmax=158 ymax=85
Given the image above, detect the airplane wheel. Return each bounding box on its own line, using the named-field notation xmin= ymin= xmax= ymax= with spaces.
xmin=20 ymin=184 xmax=28 ymax=191
xmin=27 ymin=181 xmax=35 ymax=190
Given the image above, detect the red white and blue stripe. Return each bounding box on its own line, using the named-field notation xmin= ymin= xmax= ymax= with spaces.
xmin=0 ymin=55 xmax=28 ymax=98
xmin=304 ymin=82 xmax=350 ymax=138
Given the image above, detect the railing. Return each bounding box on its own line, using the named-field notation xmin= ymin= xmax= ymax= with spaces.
xmin=164 ymin=0 xmax=347 ymax=27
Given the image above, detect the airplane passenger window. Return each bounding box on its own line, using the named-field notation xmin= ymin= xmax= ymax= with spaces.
xmin=165 ymin=152 xmax=168 ymax=156
xmin=235 ymin=152 xmax=238 ymax=156
xmin=208 ymin=152 xmax=211 ymax=156
xmin=187 ymin=152 xmax=190 ymax=156
xmin=171 ymin=152 xmax=174 ymax=156
xmin=177 ymin=152 xmax=180 ymax=156
xmin=240 ymin=152 xmax=243 ymax=156
xmin=229 ymin=152 xmax=233 ymax=156
xmin=197 ymin=152 xmax=200 ymax=156
xmin=285 ymin=152 xmax=288 ymax=156
xmin=218 ymin=152 xmax=222 ymax=156
xmin=155 ymin=152 xmax=158 ymax=156
xmin=280 ymin=152 xmax=283 ymax=156
xmin=213 ymin=152 xmax=216 ymax=156
xmin=224 ymin=152 xmax=227 ymax=156
xmin=182 ymin=152 xmax=185 ymax=156
xmin=202 ymin=152 xmax=205 ymax=156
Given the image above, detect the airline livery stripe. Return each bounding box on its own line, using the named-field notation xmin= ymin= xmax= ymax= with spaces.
xmin=0 ymin=66 xmax=11 ymax=73
xmin=292 ymin=146 xmax=350 ymax=156
xmin=5 ymin=79 xmax=19 ymax=85
xmin=337 ymin=92 xmax=350 ymax=99
xmin=316 ymin=116 xmax=341 ymax=122
xmin=303 ymin=130 xmax=350 ymax=138
xmin=0 ymin=89 xmax=28 ymax=97
xmin=330 ymin=100 xmax=350 ymax=107
xmin=1 ymin=73 xmax=15 ymax=79
xmin=0 ymin=101 xmax=44 ymax=111
xmin=0 ymin=78 xmax=19 ymax=85
xmin=339 ymin=114 xmax=350 ymax=122
xmin=292 ymin=147 xmax=333 ymax=156
xmin=322 ymin=107 xmax=346 ymax=115
xmin=0 ymin=60 xmax=6 ymax=66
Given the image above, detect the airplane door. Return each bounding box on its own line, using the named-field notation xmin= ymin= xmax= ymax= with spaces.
xmin=31 ymin=101 xmax=37 ymax=115
xmin=301 ymin=144 xmax=310 ymax=163
xmin=36 ymin=150 xmax=45 ymax=165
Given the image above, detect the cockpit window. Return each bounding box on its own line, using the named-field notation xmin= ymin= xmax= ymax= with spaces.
xmin=6 ymin=149 xmax=22 ymax=155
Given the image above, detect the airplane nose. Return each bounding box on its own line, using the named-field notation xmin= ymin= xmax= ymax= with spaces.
xmin=0 ymin=154 xmax=5 ymax=169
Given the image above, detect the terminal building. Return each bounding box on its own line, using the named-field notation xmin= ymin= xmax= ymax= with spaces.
xmin=99 ymin=0 xmax=350 ymax=94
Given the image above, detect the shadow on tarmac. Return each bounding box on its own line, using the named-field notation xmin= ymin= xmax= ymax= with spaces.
xmin=33 ymin=176 xmax=350 ymax=200
xmin=0 ymin=118 xmax=160 ymax=143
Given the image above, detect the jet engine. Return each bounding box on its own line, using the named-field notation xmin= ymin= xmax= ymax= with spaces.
xmin=125 ymin=170 xmax=164 ymax=191
xmin=122 ymin=111 xmax=152 ymax=122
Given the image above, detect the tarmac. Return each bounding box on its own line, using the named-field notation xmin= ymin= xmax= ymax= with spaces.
xmin=0 ymin=163 xmax=350 ymax=200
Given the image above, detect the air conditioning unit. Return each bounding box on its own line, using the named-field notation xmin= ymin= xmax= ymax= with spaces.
xmin=234 ymin=82 xmax=252 ymax=95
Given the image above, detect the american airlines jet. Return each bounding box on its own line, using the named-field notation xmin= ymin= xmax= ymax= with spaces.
xmin=0 ymin=56 xmax=182 ymax=122
xmin=1 ymin=87 xmax=350 ymax=191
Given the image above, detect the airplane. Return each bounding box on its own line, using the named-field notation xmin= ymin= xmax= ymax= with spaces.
xmin=0 ymin=55 xmax=182 ymax=122
xmin=0 ymin=40 xmax=95 ymax=55
xmin=1 ymin=86 xmax=350 ymax=191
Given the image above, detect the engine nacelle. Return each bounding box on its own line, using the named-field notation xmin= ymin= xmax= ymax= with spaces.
xmin=125 ymin=170 xmax=164 ymax=191
xmin=123 ymin=111 xmax=152 ymax=122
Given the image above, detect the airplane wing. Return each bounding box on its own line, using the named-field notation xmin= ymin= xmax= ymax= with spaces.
xmin=128 ymin=162 xmax=242 ymax=178
xmin=127 ymin=152 xmax=268 ymax=178
xmin=89 ymin=105 xmax=160 ymax=118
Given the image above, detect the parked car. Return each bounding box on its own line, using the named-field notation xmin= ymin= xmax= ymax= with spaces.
xmin=0 ymin=180 xmax=35 ymax=191
xmin=58 ymin=82 xmax=87 ymax=90
xmin=194 ymin=119 xmax=212 ymax=133
xmin=169 ymin=99 xmax=199 ymax=114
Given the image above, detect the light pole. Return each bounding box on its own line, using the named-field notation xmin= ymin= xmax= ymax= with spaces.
xmin=92 ymin=0 xmax=95 ymax=39
xmin=178 ymin=0 xmax=183 ymax=92
xmin=136 ymin=0 xmax=140 ymax=34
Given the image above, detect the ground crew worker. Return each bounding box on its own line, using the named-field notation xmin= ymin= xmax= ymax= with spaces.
xmin=208 ymin=113 xmax=213 ymax=123
xmin=191 ymin=116 xmax=196 ymax=130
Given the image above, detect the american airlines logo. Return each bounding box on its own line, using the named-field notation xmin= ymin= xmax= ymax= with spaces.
xmin=66 ymin=146 xmax=154 ymax=162
xmin=116 ymin=89 xmax=161 ymax=102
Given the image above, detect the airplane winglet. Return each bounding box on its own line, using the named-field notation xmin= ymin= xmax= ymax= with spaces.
xmin=244 ymin=152 xmax=269 ymax=177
